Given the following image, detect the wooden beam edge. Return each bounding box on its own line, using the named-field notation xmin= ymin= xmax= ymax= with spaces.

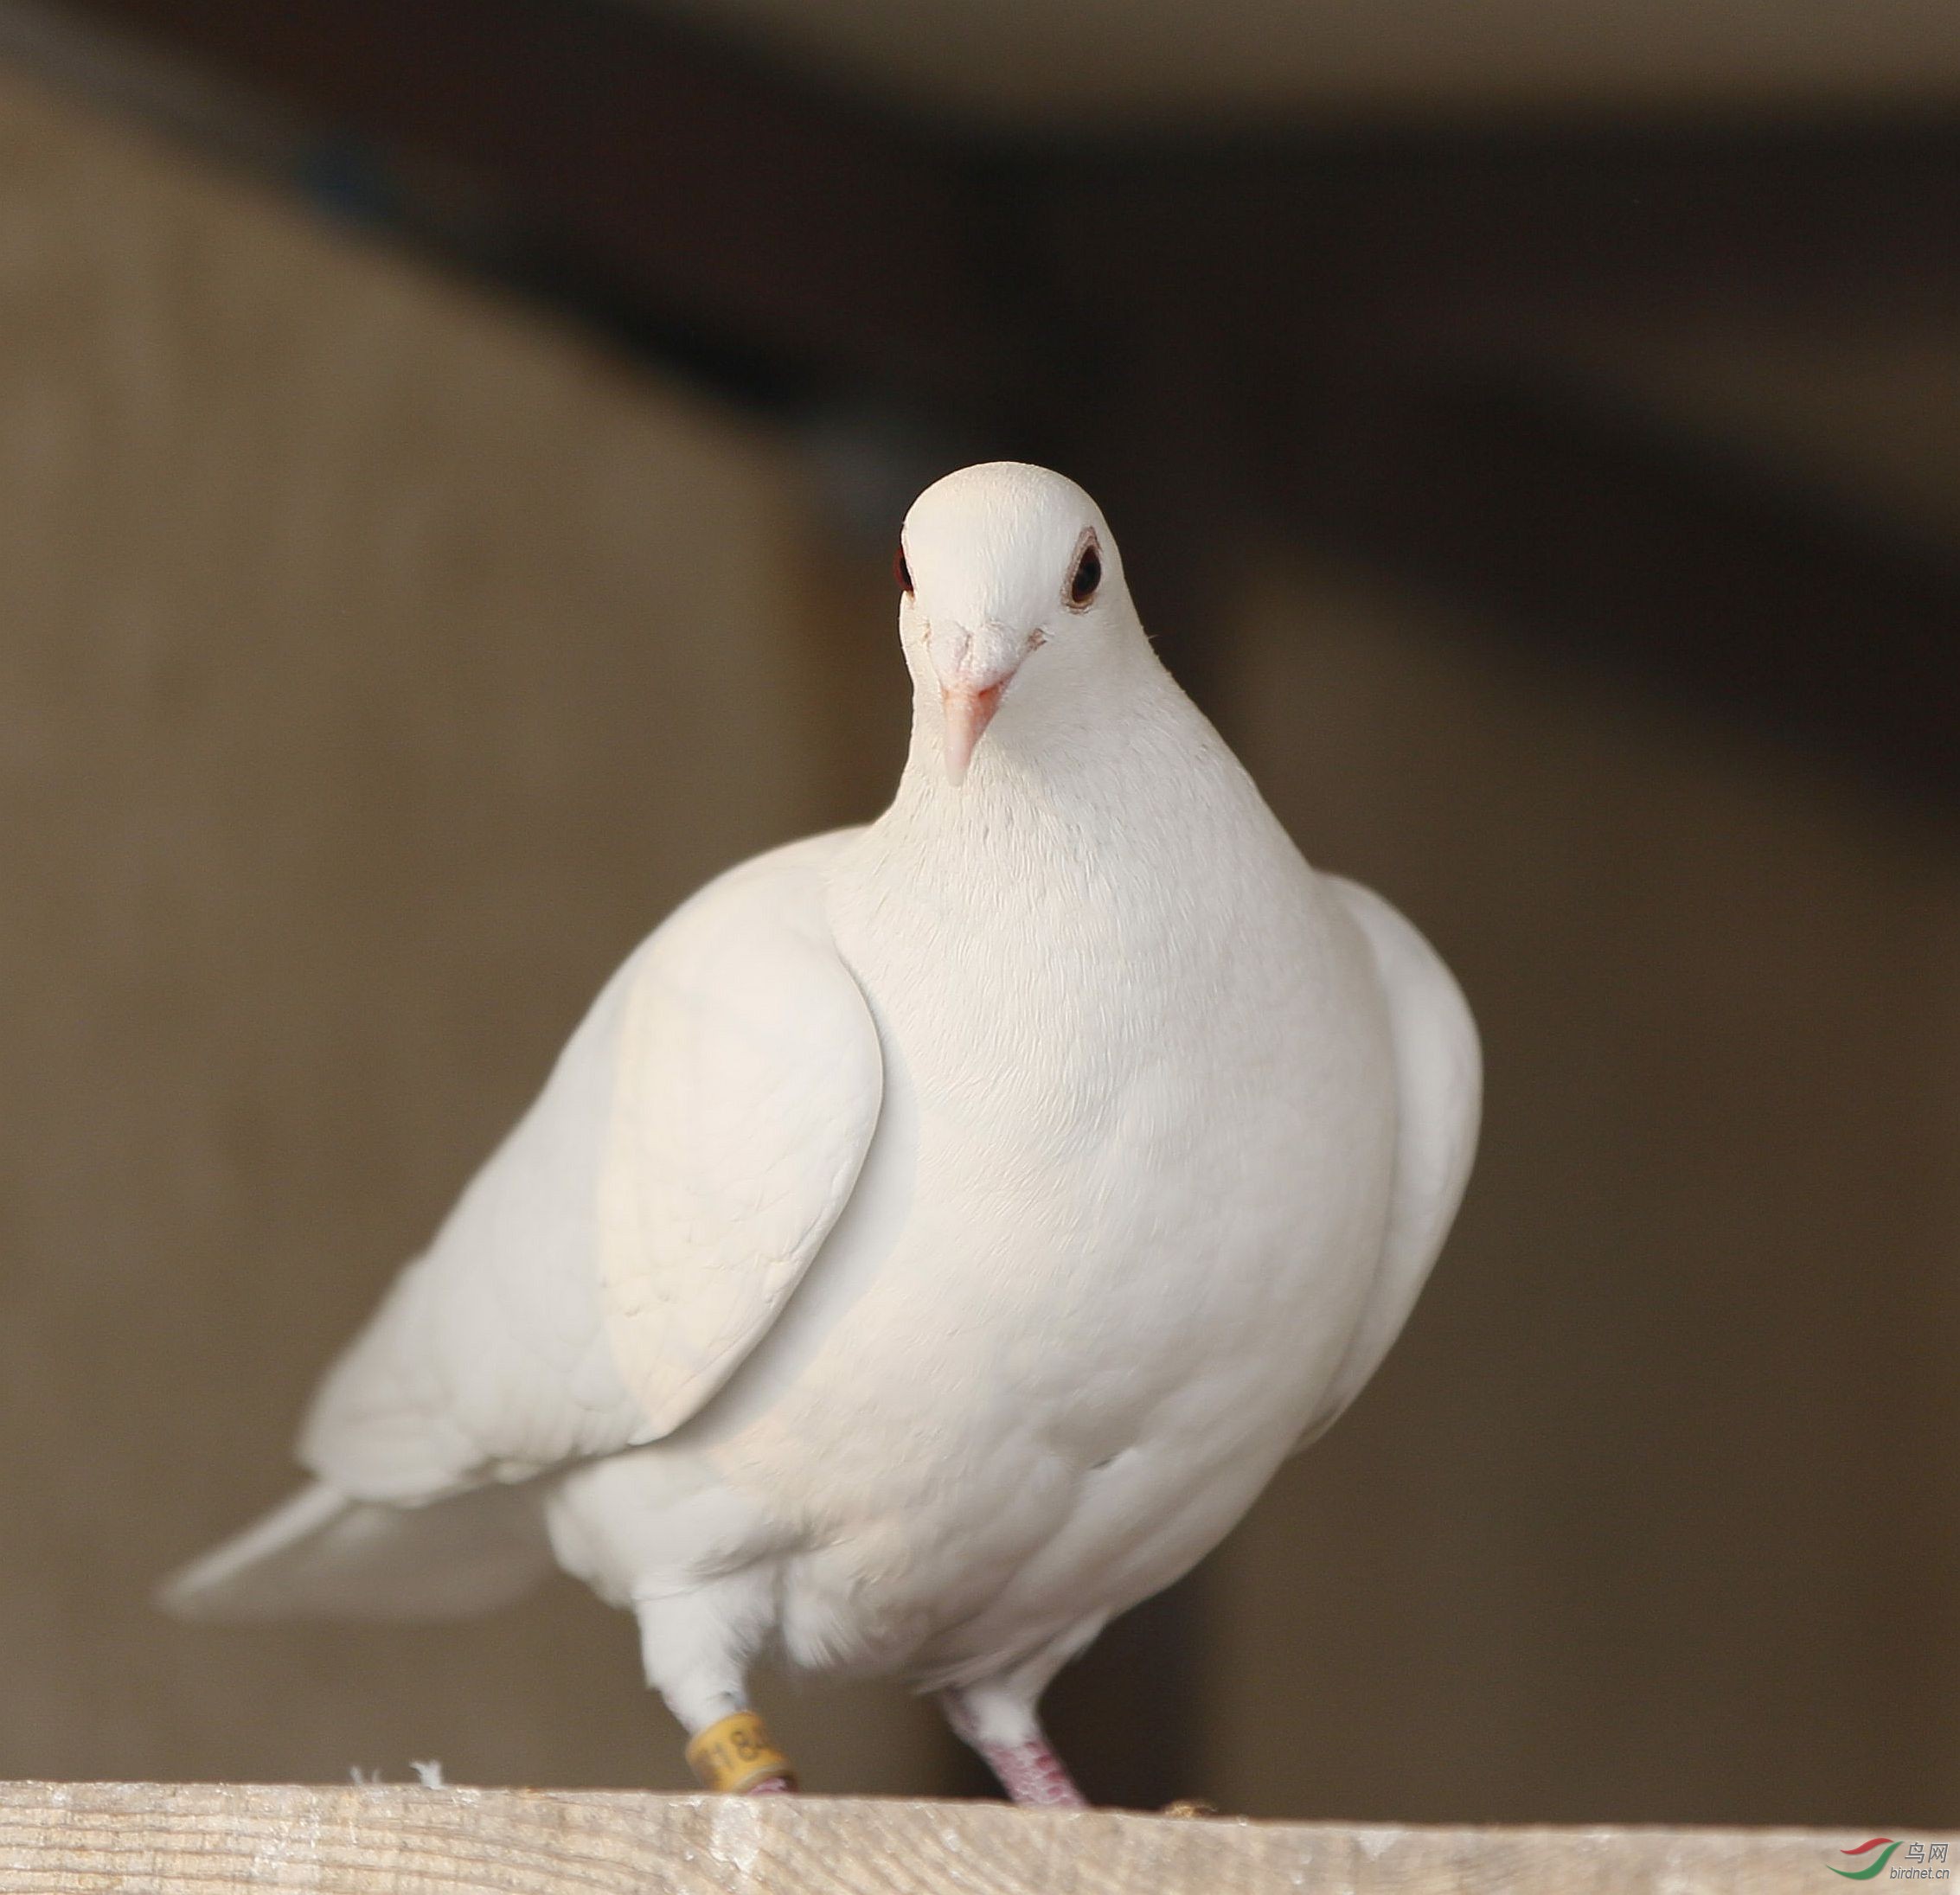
xmin=3 ymin=1782 xmax=1952 ymax=1894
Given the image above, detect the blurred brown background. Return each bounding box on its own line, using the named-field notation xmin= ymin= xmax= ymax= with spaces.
xmin=0 ymin=0 xmax=1955 ymax=1830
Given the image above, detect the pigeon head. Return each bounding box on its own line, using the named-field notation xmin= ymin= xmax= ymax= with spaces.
xmin=896 ymin=463 xmax=1137 ymax=786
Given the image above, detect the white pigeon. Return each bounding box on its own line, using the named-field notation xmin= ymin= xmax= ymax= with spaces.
xmin=163 ymin=461 xmax=1480 ymax=1806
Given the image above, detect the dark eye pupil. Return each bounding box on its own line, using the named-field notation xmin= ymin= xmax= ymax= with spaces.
xmin=894 ymin=547 xmax=913 ymax=595
xmin=1070 ymin=543 xmax=1101 ymax=605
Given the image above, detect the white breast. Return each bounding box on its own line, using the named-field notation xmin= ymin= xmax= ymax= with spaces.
xmin=657 ymin=715 xmax=1400 ymax=1681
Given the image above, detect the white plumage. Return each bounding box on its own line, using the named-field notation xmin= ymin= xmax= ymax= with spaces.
xmin=163 ymin=462 xmax=1479 ymax=1803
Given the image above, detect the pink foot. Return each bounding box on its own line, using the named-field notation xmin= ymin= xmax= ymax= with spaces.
xmin=745 ymin=1774 xmax=796 ymax=1795
xmin=976 ymin=1736 xmax=1088 ymax=1809
xmin=939 ymin=1687 xmax=1089 ymax=1808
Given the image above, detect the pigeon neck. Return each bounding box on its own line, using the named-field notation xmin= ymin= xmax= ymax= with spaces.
xmin=869 ymin=664 xmax=1246 ymax=891
xmin=892 ymin=639 xmax=1195 ymax=814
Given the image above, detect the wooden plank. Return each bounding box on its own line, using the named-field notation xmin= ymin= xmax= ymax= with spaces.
xmin=51 ymin=0 xmax=1001 ymax=402
xmin=1 ymin=1783 xmax=1950 ymax=1894
xmin=55 ymin=6 xmax=1960 ymax=381
xmin=1041 ymin=121 xmax=1960 ymax=337
xmin=1254 ymin=371 xmax=1960 ymax=803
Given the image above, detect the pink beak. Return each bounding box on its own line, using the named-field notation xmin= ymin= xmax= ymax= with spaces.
xmin=931 ymin=618 xmax=1032 ymax=785
xmin=941 ymin=680 xmax=1008 ymax=786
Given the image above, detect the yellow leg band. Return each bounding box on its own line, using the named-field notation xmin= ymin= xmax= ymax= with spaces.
xmin=686 ymin=1710 xmax=796 ymax=1795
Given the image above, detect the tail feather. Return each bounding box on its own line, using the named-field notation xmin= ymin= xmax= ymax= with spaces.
xmin=158 ymin=1479 xmax=555 ymax=1623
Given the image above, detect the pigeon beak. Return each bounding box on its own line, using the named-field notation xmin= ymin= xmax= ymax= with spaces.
xmin=941 ymin=679 xmax=1008 ymax=786
xmin=933 ymin=620 xmax=1029 ymax=786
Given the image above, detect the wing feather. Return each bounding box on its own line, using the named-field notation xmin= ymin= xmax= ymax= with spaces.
xmin=1296 ymin=874 xmax=1480 ymax=1449
xmin=597 ymin=841 xmax=882 ymax=1437
xmin=299 ymin=831 xmax=879 ymax=1501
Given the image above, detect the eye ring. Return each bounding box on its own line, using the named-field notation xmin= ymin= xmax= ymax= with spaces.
xmin=1066 ymin=535 xmax=1102 ymax=610
xmin=894 ymin=545 xmax=913 ymax=596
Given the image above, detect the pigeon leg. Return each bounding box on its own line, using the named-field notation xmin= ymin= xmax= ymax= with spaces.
xmin=939 ymin=1681 xmax=1087 ymax=1809
xmin=683 ymin=1708 xmax=797 ymax=1796
xmin=634 ymin=1580 xmax=796 ymax=1795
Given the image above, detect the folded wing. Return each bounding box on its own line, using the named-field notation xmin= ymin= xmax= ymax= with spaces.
xmin=1296 ymin=874 xmax=1481 ymax=1448
xmin=595 ymin=835 xmax=884 ymax=1438
xmin=298 ymin=830 xmax=881 ymax=1504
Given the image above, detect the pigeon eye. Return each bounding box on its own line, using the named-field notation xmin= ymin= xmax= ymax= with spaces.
xmin=1067 ymin=540 xmax=1101 ymax=609
xmin=894 ymin=546 xmax=913 ymax=596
